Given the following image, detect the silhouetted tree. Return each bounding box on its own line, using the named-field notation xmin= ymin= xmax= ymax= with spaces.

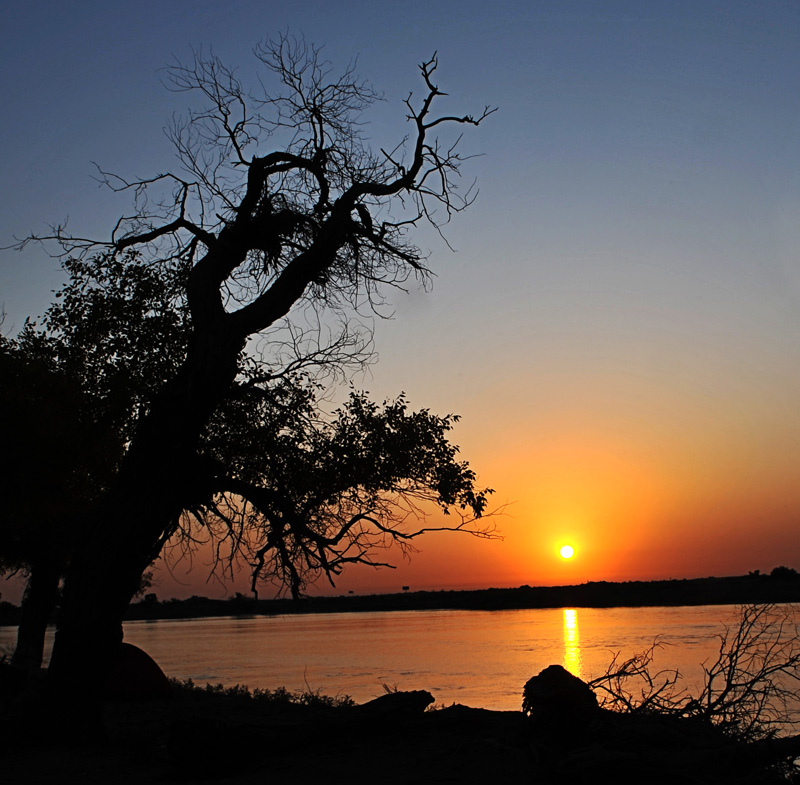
xmin=3 ymin=251 xmax=493 ymax=674
xmin=13 ymin=37 xmax=494 ymax=712
xmin=0 ymin=340 xmax=119 ymax=670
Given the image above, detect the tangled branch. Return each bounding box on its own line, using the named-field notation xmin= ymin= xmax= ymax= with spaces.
xmin=590 ymin=604 xmax=800 ymax=743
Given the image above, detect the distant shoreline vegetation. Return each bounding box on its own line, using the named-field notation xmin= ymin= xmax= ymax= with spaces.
xmin=4 ymin=569 xmax=800 ymax=627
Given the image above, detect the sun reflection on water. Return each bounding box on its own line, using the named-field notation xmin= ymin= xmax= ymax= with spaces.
xmin=563 ymin=608 xmax=583 ymax=680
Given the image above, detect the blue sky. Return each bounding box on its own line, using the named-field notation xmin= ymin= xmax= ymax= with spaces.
xmin=2 ymin=1 xmax=799 ymax=597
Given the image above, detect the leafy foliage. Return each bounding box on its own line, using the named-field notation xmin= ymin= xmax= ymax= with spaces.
xmin=0 ymin=250 xmax=189 ymax=576
xmin=0 ymin=340 xmax=120 ymax=572
xmin=177 ymin=387 xmax=495 ymax=597
xmin=15 ymin=251 xmax=191 ymax=441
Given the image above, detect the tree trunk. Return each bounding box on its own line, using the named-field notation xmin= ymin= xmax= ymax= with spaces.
xmin=11 ymin=560 xmax=61 ymax=672
xmin=46 ymin=327 xmax=244 ymax=730
xmin=46 ymin=444 xmax=194 ymax=736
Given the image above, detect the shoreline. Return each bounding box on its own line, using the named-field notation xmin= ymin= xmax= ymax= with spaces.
xmin=125 ymin=571 xmax=800 ymax=621
xmin=3 ymin=571 xmax=799 ymax=628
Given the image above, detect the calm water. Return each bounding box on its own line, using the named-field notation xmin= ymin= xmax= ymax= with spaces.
xmin=1 ymin=604 xmax=762 ymax=710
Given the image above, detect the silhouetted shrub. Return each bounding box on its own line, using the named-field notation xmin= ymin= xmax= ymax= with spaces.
xmin=590 ymin=604 xmax=800 ymax=743
xmin=770 ymin=566 xmax=799 ymax=580
xmin=170 ymin=678 xmax=355 ymax=709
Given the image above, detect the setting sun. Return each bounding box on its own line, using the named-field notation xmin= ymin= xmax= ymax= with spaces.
xmin=559 ymin=545 xmax=575 ymax=560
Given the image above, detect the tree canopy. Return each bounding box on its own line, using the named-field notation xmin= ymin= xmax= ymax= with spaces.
xmin=8 ymin=37 xmax=494 ymax=705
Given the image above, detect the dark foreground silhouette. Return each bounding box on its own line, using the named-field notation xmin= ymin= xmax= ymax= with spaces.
xmin=2 ymin=658 xmax=799 ymax=785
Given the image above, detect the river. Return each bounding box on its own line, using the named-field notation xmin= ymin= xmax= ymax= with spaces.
xmin=2 ymin=603 xmax=773 ymax=711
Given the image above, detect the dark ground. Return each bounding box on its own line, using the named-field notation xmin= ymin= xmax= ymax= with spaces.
xmin=2 ymin=686 xmax=532 ymax=785
xmin=3 ymin=674 xmax=799 ymax=785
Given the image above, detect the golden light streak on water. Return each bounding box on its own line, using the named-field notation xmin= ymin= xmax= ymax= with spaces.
xmin=562 ymin=608 xmax=582 ymax=680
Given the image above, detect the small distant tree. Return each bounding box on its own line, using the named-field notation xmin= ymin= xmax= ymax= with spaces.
xmin=11 ymin=37 xmax=494 ymax=712
xmin=770 ymin=566 xmax=799 ymax=580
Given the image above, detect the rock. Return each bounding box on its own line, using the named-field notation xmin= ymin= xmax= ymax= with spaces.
xmin=522 ymin=664 xmax=598 ymax=727
xmin=105 ymin=642 xmax=172 ymax=701
xmin=357 ymin=689 xmax=435 ymax=715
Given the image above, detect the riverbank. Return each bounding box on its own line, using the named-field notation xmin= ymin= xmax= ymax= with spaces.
xmin=125 ymin=571 xmax=800 ymax=621
xmin=3 ymin=570 xmax=799 ymax=628
xmin=3 ymin=670 xmax=798 ymax=784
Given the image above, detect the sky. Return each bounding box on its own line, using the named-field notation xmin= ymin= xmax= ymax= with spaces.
xmin=1 ymin=1 xmax=799 ymax=600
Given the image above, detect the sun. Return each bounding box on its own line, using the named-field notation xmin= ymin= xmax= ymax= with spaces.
xmin=559 ymin=544 xmax=575 ymax=560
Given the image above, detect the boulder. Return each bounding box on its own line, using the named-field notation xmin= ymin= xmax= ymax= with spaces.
xmin=105 ymin=642 xmax=172 ymax=701
xmin=522 ymin=664 xmax=598 ymax=726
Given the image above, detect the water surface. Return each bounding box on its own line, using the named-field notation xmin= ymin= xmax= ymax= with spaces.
xmin=1 ymin=604 xmax=753 ymax=710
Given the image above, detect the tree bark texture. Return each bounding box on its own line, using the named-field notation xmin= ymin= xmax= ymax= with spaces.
xmin=11 ymin=560 xmax=61 ymax=673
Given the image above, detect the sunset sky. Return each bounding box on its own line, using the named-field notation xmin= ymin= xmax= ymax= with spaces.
xmin=2 ymin=1 xmax=799 ymax=600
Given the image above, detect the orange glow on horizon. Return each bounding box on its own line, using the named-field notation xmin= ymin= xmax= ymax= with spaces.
xmin=140 ymin=395 xmax=800 ymax=601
